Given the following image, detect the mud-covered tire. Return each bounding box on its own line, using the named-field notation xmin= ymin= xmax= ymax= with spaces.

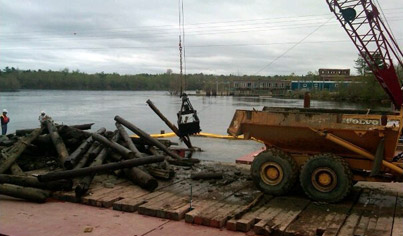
xmin=251 ymin=149 xmax=298 ymax=195
xmin=300 ymin=154 xmax=353 ymax=203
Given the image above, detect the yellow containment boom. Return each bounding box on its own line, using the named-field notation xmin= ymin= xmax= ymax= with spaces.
xmin=130 ymin=132 xmax=245 ymax=140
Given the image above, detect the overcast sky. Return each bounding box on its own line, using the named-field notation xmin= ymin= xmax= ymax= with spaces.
xmin=1 ymin=0 xmax=402 ymax=76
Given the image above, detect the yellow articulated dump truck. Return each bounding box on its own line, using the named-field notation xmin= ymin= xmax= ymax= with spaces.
xmin=228 ymin=107 xmax=403 ymax=202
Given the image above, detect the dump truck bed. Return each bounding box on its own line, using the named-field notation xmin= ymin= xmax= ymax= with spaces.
xmin=228 ymin=107 xmax=402 ymax=162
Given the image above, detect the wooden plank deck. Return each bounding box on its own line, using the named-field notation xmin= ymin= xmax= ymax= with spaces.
xmin=51 ymin=164 xmax=403 ymax=236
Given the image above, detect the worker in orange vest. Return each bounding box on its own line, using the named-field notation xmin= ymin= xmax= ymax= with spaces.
xmin=1 ymin=109 xmax=10 ymax=135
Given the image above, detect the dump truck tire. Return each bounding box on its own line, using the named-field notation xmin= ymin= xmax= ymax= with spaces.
xmin=300 ymin=153 xmax=352 ymax=203
xmin=251 ymin=149 xmax=298 ymax=195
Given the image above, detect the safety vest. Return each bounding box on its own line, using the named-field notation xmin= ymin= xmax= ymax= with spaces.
xmin=1 ymin=115 xmax=9 ymax=124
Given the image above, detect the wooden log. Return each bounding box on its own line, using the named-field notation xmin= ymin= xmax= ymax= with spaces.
xmin=167 ymin=158 xmax=200 ymax=167
xmin=191 ymin=172 xmax=223 ymax=180
xmin=150 ymin=146 xmax=199 ymax=167
xmin=146 ymin=99 xmax=193 ymax=148
xmin=46 ymin=121 xmax=69 ymax=166
xmin=92 ymin=133 xmax=136 ymax=159
xmin=0 ymin=127 xmax=44 ymax=174
xmin=0 ymin=183 xmax=51 ymax=203
xmin=147 ymin=147 xmax=174 ymax=180
xmin=115 ymin=122 xmax=141 ymax=156
xmin=58 ymin=125 xmax=91 ymax=140
xmin=115 ymin=115 xmax=182 ymax=160
xmin=123 ymin=168 xmax=158 ymax=191
xmin=10 ymin=163 xmax=24 ymax=175
xmin=64 ymin=128 xmax=106 ymax=169
xmin=73 ymin=142 xmax=101 ymax=169
xmin=15 ymin=128 xmax=44 ymax=136
xmin=0 ymin=174 xmax=72 ymax=190
xmin=75 ymin=149 xmax=108 ymax=197
xmin=68 ymin=123 xmax=94 ymax=130
xmin=15 ymin=123 xmax=94 ymax=136
xmin=75 ymin=131 xmax=120 ymax=197
xmin=131 ymin=137 xmax=178 ymax=147
xmin=64 ymin=139 xmax=93 ymax=169
xmin=37 ymin=155 xmax=165 ymax=182
xmin=33 ymin=134 xmax=52 ymax=145
xmin=146 ymin=166 xmax=175 ymax=180
xmin=111 ymin=127 xmax=159 ymax=191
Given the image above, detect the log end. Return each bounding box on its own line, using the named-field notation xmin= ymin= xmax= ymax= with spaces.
xmin=63 ymin=160 xmax=74 ymax=170
xmin=145 ymin=179 xmax=158 ymax=192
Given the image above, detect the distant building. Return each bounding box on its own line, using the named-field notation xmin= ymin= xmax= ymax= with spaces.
xmin=231 ymin=79 xmax=291 ymax=96
xmin=290 ymin=80 xmax=352 ymax=91
xmin=318 ymin=68 xmax=351 ymax=81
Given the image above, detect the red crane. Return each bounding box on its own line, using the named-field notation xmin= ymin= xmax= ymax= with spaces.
xmin=326 ymin=0 xmax=403 ymax=109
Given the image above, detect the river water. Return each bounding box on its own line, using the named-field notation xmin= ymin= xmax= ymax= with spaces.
xmin=0 ymin=90 xmax=390 ymax=161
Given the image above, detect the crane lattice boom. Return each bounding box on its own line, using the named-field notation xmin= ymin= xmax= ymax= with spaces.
xmin=326 ymin=0 xmax=403 ymax=109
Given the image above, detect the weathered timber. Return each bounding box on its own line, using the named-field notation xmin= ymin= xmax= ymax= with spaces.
xmin=0 ymin=174 xmax=72 ymax=190
xmin=67 ymin=123 xmax=94 ymax=130
xmin=147 ymin=147 xmax=174 ymax=179
xmin=58 ymin=125 xmax=91 ymax=141
xmin=283 ymin=191 xmax=359 ymax=236
xmin=46 ymin=121 xmax=69 ymax=166
xmin=64 ymin=139 xmax=93 ymax=169
xmin=0 ymin=127 xmax=44 ymax=174
xmin=115 ymin=122 xmax=141 ymax=156
xmin=123 ymin=168 xmax=158 ymax=191
xmin=73 ymin=142 xmax=101 ymax=169
xmin=167 ymin=158 xmax=200 ymax=167
xmin=75 ymin=131 xmax=120 ymax=197
xmin=191 ymin=172 xmax=223 ymax=180
xmin=33 ymin=134 xmax=52 ymax=145
xmin=131 ymin=137 xmax=178 ymax=147
xmin=75 ymin=148 xmax=108 ymax=197
xmin=0 ymin=183 xmax=51 ymax=203
xmin=15 ymin=128 xmax=44 ymax=136
xmin=10 ymin=163 xmax=24 ymax=175
xmin=148 ymin=146 xmax=196 ymax=168
xmin=392 ymin=193 xmax=403 ymax=236
xmin=89 ymin=142 xmax=103 ymax=159
xmin=111 ymin=128 xmax=159 ymax=191
xmin=64 ymin=128 xmax=106 ymax=169
xmin=15 ymin=123 xmax=94 ymax=136
xmin=146 ymin=99 xmax=193 ymax=148
xmin=146 ymin=166 xmax=175 ymax=180
xmin=115 ymin=115 xmax=182 ymax=160
xmin=38 ymin=155 xmax=165 ymax=182
xmin=92 ymin=133 xmax=136 ymax=159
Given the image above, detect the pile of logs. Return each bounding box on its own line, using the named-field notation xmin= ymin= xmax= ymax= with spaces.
xmin=0 ymin=115 xmax=200 ymax=203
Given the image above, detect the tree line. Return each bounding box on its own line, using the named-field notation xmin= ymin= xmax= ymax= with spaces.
xmin=0 ymin=60 xmax=401 ymax=104
xmin=0 ymin=67 xmax=296 ymax=91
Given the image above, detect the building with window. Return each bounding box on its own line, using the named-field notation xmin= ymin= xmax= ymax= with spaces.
xmin=231 ymin=79 xmax=291 ymax=96
xmin=318 ymin=68 xmax=351 ymax=81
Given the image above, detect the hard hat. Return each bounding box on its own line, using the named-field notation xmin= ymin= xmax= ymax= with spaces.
xmin=2 ymin=109 xmax=7 ymax=113
xmin=41 ymin=111 xmax=45 ymax=115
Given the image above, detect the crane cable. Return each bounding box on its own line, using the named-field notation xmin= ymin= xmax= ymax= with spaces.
xmin=254 ymin=17 xmax=332 ymax=75
xmin=374 ymin=0 xmax=403 ymax=67
xmin=178 ymin=0 xmax=187 ymax=95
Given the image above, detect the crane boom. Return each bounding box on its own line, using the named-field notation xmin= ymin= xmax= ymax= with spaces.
xmin=326 ymin=0 xmax=403 ymax=109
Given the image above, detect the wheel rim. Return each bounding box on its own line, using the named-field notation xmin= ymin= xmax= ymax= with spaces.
xmin=311 ymin=167 xmax=337 ymax=192
xmin=260 ymin=162 xmax=283 ymax=186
